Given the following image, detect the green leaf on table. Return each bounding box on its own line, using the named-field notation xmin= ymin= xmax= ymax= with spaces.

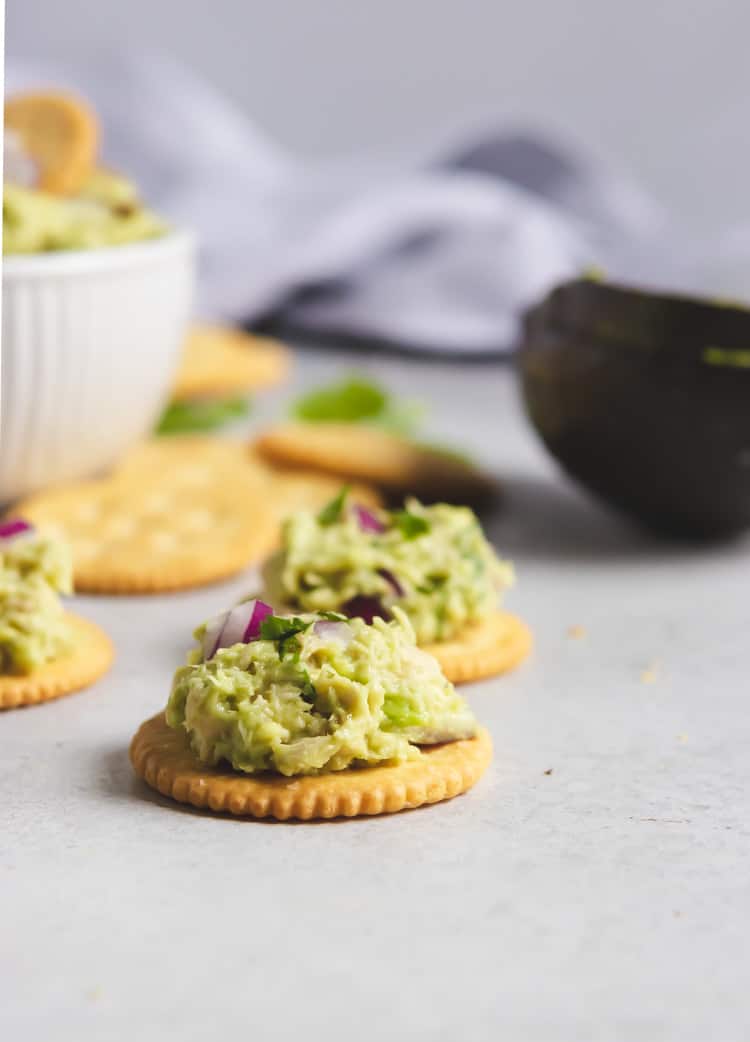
xmin=155 ymin=396 xmax=250 ymax=435
xmin=290 ymin=373 xmax=477 ymax=463
xmin=292 ymin=374 xmax=423 ymax=436
xmin=293 ymin=376 xmax=387 ymax=423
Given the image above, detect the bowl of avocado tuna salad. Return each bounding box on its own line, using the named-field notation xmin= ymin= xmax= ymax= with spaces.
xmin=1 ymin=93 xmax=194 ymax=504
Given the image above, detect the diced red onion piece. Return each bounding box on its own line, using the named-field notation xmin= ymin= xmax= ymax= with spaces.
xmin=204 ymin=599 xmax=274 ymax=659
xmin=243 ymin=599 xmax=273 ymax=641
xmin=0 ymin=519 xmax=34 ymax=541
xmin=353 ymin=504 xmax=386 ymax=534
xmin=341 ymin=595 xmax=389 ymax=625
xmin=377 ymin=568 xmax=405 ymax=597
xmin=312 ymin=619 xmax=351 ymax=643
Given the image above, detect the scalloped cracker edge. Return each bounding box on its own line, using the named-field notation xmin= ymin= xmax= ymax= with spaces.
xmin=0 ymin=613 xmax=114 ymax=709
xmin=130 ymin=712 xmax=493 ymax=821
xmin=425 ymin=611 xmax=532 ymax=684
xmin=254 ymin=423 xmax=496 ymax=502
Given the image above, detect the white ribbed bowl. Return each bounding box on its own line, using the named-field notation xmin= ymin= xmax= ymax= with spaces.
xmin=1 ymin=230 xmax=195 ymax=504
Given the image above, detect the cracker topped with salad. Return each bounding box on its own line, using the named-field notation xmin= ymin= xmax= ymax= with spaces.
xmin=261 ymin=488 xmax=531 ymax=683
xmin=130 ymin=599 xmax=492 ymax=819
xmin=0 ymin=520 xmax=113 ymax=708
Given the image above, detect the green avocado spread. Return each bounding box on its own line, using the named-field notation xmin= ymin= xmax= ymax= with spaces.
xmin=167 ymin=610 xmax=477 ymax=776
xmin=263 ymin=493 xmax=513 ymax=644
xmin=3 ymin=170 xmax=166 ymax=255
xmin=0 ymin=529 xmax=73 ymax=674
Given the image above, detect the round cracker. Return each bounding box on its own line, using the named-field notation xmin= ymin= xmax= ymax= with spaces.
xmin=130 ymin=712 xmax=493 ymax=821
xmin=424 ymin=611 xmax=532 ymax=684
xmin=254 ymin=423 xmax=495 ymax=502
xmin=14 ymin=437 xmax=278 ymax=594
xmin=246 ymin=448 xmax=382 ymax=522
xmin=5 ymin=91 xmax=98 ymax=195
xmin=172 ymin=326 xmax=291 ymax=401
xmin=0 ymin=613 xmax=113 ymax=709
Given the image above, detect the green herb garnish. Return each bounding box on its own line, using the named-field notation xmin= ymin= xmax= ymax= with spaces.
xmin=416 ymin=574 xmax=447 ymax=594
xmin=317 ymin=486 xmax=350 ymax=525
xmin=299 ymin=669 xmax=317 ymax=704
xmin=259 ymin=615 xmax=313 ymax=658
xmin=156 ymin=396 xmax=250 ymax=435
xmin=393 ymin=510 xmax=430 ymax=540
xmin=292 ymin=375 xmax=423 ymax=436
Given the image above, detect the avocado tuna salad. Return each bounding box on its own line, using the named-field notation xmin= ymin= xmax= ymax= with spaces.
xmin=3 ymin=170 xmax=166 ymax=254
xmin=167 ymin=600 xmax=477 ymax=777
xmin=0 ymin=520 xmax=73 ymax=674
xmin=261 ymin=490 xmax=514 ymax=644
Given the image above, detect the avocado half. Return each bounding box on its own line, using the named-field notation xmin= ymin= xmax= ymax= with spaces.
xmin=519 ymin=277 xmax=750 ymax=537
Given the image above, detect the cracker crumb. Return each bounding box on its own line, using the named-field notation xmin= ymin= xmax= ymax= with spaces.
xmin=640 ymin=661 xmax=659 ymax=684
xmin=676 ymin=733 xmax=689 ymax=744
xmin=567 ymin=624 xmax=586 ymax=640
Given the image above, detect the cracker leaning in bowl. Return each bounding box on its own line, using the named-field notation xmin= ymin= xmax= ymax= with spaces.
xmin=171 ymin=325 xmax=292 ymax=401
xmin=254 ymin=423 xmax=496 ymax=503
xmin=5 ymin=90 xmax=99 ymax=196
xmin=12 ymin=437 xmax=381 ymax=595
xmin=2 ymin=91 xmax=192 ymax=506
xmin=258 ymin=488 xmax=531 ymax=684
xmin=130 ymin=600 xmax=492 ymax=820
xmin=0 ymin=520 xmax=113 ymax=709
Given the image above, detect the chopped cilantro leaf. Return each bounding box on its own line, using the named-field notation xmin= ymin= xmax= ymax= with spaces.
xmin=416 ymin=574 xmax=447 ymax=594
xmin=393 ymin=510 xmax=430 ymax=540
xmin=299 ymin=669 xmax=317 ymax=704
xmin=259 ymin=615 xmax=313 ymax=658
xmin=317 ymin=486 xmax=350 ymax=525
xmin=318 ymin=611 xmax=348 ymax=622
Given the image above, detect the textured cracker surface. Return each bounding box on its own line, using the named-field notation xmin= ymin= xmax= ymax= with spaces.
xmin=0 ymin=613 xmax=113 ymax=709
xmin=425 ymin=610 xmax=532 ymax=684
xmin=255 ymin=422 xmax=496 ymax=501
xmin=171 ymin=326 xmax=291 ymax=400
xmin=130 ymin=712 xmax=493 ymax=821
xmin=13 ymin=438 xmax=379 ymax=594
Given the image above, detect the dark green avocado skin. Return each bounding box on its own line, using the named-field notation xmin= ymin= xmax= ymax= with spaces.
xmin=519 ymin=279 xmax=750 ymax=538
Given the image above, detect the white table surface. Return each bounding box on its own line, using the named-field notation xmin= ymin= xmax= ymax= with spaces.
xmin=2 ymin=347 xmax=749 ymax=1042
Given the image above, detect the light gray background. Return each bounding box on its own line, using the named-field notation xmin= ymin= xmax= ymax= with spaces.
xmin=7 ymin=0 xmax=750 ymax=236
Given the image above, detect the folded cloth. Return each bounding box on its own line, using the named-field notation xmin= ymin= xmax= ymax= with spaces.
xmin=6 ymin=51 xmax=665 ymax=355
